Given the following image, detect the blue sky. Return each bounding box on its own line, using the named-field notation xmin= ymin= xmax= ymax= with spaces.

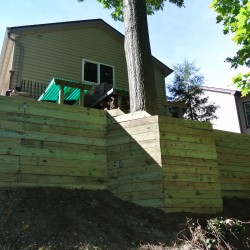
xmin=0 ymin=0 xmax=246 ymax=89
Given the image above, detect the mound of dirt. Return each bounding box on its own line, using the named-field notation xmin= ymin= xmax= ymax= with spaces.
xmin=0 ymin=187 xmax=249 ymax=250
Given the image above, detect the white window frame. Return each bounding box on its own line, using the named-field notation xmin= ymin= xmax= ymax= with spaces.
xmin=82 ymin=59 xmax=115 ymax=86
xmin=243 ymin=101 xmax=250 ymax=127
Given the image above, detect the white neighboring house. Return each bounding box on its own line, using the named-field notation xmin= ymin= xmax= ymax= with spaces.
xmin=201 ymin=86 xmax=250 ymax=134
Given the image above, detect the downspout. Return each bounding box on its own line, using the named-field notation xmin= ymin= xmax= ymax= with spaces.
xmin=8 ymin=31 xmax=24 ymax=90
xmin=234 ymin=93 xmax=243 ymax=133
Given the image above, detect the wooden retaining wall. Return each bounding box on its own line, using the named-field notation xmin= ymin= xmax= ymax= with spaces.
xmin=107 ymin=112 xmax=165 ymax=210
xmin=0 ymin=96 xmax=250 ymax=213
xmin=214 ymin=130 xmax=250 ymax=198
xmin=0 ymin=96 xmax=107 ymax=189
xmin=158 ymin=116 xmax=223 ymax=213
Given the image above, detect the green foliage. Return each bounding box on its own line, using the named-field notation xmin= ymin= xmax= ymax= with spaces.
xmin=167 ymin=60 xmax=218 ymax=122
xmin=78 ymin=0 xmax=185 ymax=21
xmin=233 ymin=71 xmax=250 ymax=96
xmin=185 ymin=217 xmax=245 ymax=249
xmin=210 ymin=0 xmax=250 ymax=95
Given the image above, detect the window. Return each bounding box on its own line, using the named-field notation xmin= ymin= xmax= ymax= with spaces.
xmin=82 ymin=59 xmax=114 ymax=85
xmin=243 ymin=102 xmax=250 ymax=127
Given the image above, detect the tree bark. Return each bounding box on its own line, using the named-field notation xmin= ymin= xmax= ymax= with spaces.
xmin=123 ymin=0 xmax=158 ymax=115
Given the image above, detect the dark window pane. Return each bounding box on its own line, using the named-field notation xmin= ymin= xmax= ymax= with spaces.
xmin=84 ymin=61 xmax=98 ymax=83
xmin=100 ymin=64 xmax=113 ymax=85
xmin=244 ymin=102 xmax=250 ymax=126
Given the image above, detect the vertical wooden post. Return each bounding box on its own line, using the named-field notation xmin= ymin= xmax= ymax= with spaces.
xmin=59 ymin=85 xmax=64 ymax=105
xmin=79 ymin=89 xmax=85 ymax=107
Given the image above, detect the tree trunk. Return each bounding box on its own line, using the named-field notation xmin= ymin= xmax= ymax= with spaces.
xmin=123 ymin=0 xmax=158 ymax=115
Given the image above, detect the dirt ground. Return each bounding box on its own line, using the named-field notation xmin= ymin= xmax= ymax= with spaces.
xmin=0 ymin=187 xmax=249 ymax=250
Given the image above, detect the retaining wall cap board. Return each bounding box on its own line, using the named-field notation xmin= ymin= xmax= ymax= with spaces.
xmin=113 ymin=111 xmax=151 ymax=123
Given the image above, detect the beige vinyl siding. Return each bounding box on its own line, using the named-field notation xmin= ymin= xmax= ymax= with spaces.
xmin=238 ymin=95 xmax=250 ymax=134
xmin=12 ymin=23 xmax=167 ymax=113
xmin=154 ymin=65 xmax=166 ymax=116
xmin=12 ymin=43 xmax=21 ymax=86
xmin=15 ymin=26 xmax=127 ymax=87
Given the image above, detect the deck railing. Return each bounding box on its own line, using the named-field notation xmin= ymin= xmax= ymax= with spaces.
xmin=20 ymin=79 xmax=48 ymax=100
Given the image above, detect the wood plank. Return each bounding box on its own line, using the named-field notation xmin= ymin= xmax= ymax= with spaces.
xmin=220 ymin=177 xmax=250 ymax=185
xmin=221 ymin=183 xmax=250 ymax=191
xmin=163 ymin=173 xmax=220 ymax=183
xmin=0 ymin=96 xmax=105 ymax=116
xmin=161 ymin=148 xmax=217 ymax=160
xmin=218 ymin=165 xmax=250 ymax=173
xmin=165 ymin=207 xmax=222 ymax=214
xmin=0 ymin=181 xmax=107 ymax=190
xmin=0 ymin=145 xmax=107 ymax=162
xmin=110 ymin=123 xmax=159 ymax=136
xmin=0 ymin=111 xmax=24 ymax=122
xmin=164 ymin=190 xmax=222 ymax=199
xmin=215 ymin=140 xmax=250 ymax=150
xmin=220 ymin=170 xmax=250 ymax=178
xmin=0 ymin=173 xmax=18 ymax=182
xmin=108 ymin=164 xmax=161 ymax=176
xmin=109 ymin=180 xmax=163 ymax=193
xmin=162 ymin=156 xmax=218 ymax=168
xmin=0 ymin=164 xmax=20 ymax=174
xmin=164 ymin=198 xmax=223 ymax=208
xmin=160 ymin=132 xmax=215 ymax=145
xmin=21 ymin=139 xmax=106 ymax=154
xmin=163 ymin=181 xmax=221 ymax=191
xmin=159 ymin=124 xmax=213 ymax=137
xmin=111 ymin=111 xmax=151 ymax=123
xmin=114 ymin=189 xmax=164 ymax=201
xmin=20 ymin=155 xmax=106 ymax=169
xmin=108 ymin=140 xmax=160 ymax=153
xmin=23 ymin=114 xmax=106 ymax=132
xmin=216 ymin=147 xmax=250 ymax=157
xmin=22 ymin=122 xmax=106 ymax=138
xmin=25 ymin=107 xmax=106 ymax=124
xmin=160 ymin=140 xmax=217 ymax=153
xmin=108 ymin=147 xmax=161 ymax=162
xmin=20 ymin=130 xmax=107 ymax=146
xmin=0 ymin=155 xmax=19 ymax=164
xmin=222 ymin=190 xmax=250 ymax=198
xmin=108 ymin=171 xmax=163 ymax=185
xmin=0 ymin=120 xmax=23 ymax=131
xmin=158 ymin=115 xmax=212 ymax=130
xmin=54 ymin=78 xmax=92 ymax=91
xmin=108 ymin=156 xmax=161 ymax=169
xmin=18 ymin=174 xmax=106 ymax=186
xmin=19 ymin=164 xmax=106 ymax=178
xmin=163 ymin=165 xmax=220 ymax=175
xmin=0 ymin=137 xmax=21 ymax=147
xmin=108 ymin=115 xmax=158 ymax=130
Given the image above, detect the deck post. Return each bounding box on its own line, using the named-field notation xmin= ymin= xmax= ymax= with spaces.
xmin=59 ymin=85 xmax=64 ymax=104
xmin=79 ymin=89 xmax=85 ymax=107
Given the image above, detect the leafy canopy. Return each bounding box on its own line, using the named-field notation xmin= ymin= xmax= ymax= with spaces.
xmin=210 ymin=0 xmax=250 ymax=95
xmin=167 ymin=60 xmax=218 ymax=122
xmin=78 ymin=0 xmax=185 ymax=21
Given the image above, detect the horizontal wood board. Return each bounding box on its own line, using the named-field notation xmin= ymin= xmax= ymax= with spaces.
xmin=107 ymin=112 xmax=165 ymax=210
xmin=214 ymin=130 xmax=250 ymax=198
xmin=0 ymin=96 xmax=107 ymax=189
xmin=159 ymin=116 xmax=223 ymax=213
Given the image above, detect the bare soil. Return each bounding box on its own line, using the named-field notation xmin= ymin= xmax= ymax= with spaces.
xmin=0 ymin=187 xmax=249 ymax=250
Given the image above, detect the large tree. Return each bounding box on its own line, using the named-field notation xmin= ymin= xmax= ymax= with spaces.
xmin=167 ymin=60 xmax=218 ymax=122
xmin=78 ymin=0 xmax=184 ymax=114
xmin=210 ymin=0 xmax=250 ymax=95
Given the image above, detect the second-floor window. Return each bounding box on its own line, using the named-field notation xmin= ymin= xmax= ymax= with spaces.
xmin=82 ymin=59 xmax=114 ymax=85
